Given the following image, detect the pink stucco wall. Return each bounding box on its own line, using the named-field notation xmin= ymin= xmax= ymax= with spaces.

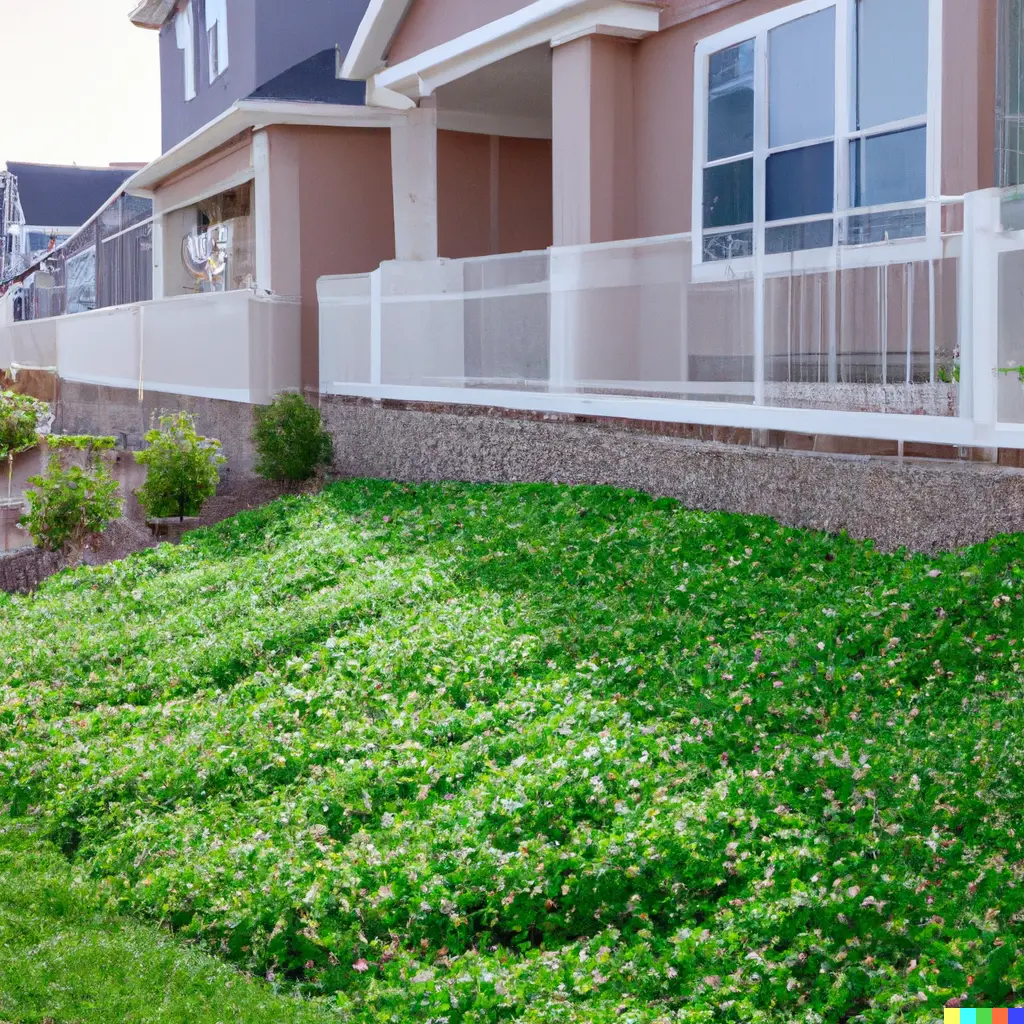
xmin=389 ymin=0 xmax=532 ymax=64
xmin=267 ymin=125 xmax=396 ymax=391
xmin=437 ymin=130 xmax=552 ymax=259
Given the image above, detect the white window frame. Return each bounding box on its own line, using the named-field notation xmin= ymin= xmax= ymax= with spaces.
xmin=691 ymin=0 xmax=944 ymax=277
xmin=175 ymin=0 xmax=197 ymax=101
xmin=206 ymin=0 xmax=230 ymax=83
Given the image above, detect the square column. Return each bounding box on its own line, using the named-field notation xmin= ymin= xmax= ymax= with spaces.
xmin=552 ymin=34 xmax=637 ymax=246
xmin=391 ymin=105 xmax=439 ymax=261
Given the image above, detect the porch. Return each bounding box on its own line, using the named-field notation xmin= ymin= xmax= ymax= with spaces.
xmin=2 ymin=288 xmax=300 ymax=405
xmin=319 ymin=186 xmax=1024 ymax=455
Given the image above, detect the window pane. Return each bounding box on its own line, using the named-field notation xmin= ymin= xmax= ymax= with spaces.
xmin=769 ymin=8 xmax=836 ymax=148
xmin=708 ymin=40 xmax=755 ymax=161
xmin=766 ymin=142 xmax=834 ymax=221
xmin=854 ymin=0 xmax=928 ymax=130
xmin=844 ymin=208 xmax=926 ymax=244
xmin=766 ymin=220 xmax=834 ymax=254
xmin=703 ymin=229 xmax=754 ymax=262
xmin=703 ymin=159 xmax=754 ymax=229
xmin=850 ymin=127 xmax=927 ymax=207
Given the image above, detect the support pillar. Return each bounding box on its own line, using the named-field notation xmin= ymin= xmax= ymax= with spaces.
xmin=391 ymin=105 xmax=439 ymax=261
xmin=551 ymin=34 xmax=636 ymax=246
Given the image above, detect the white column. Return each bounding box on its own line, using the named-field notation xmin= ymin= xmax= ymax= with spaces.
xmin=960 ymin=189 xmax=1002 ymax=446
xmin=253 ymin=130 xmax=273 ymax=294
xmin=391 ymin=106 xmax=439 ymax=261
xmin=150 ymin=210 xmax=165 ymax=300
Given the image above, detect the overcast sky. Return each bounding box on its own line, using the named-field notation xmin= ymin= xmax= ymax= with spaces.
xmin=0 ymin=0 xmax=161 ymax=169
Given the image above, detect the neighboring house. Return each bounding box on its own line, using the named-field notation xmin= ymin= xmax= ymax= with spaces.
xmin=118 ymin=0 xmax=401 ymax=394
xmin=1 ymin=163 xmax=137 ymax=284
xmin=306 ymin=0 xmax=1024 ymax=461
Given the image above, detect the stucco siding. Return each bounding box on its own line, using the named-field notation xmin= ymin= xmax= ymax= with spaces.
xmin=438 ymin=131 xmax=552 ymax=259
xmin=388 ymin=0 xmax=533 ymax=64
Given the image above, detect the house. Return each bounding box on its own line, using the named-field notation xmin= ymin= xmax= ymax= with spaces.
xmin=116 ymin=0 xmax=399 ymax=396
xmin=312 ymin=0 xmax=1024 ymax=467
xmin=1 ymin=163 xmax=139 ymax=285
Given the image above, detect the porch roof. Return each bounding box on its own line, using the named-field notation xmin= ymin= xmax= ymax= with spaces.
xmin=341 ymin=0 xmax=661 ymax=85
xmin=123 ymin=99 xmax=402 ymax=195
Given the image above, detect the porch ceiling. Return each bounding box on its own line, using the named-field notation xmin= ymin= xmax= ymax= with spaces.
xmin=435 ymin=46 xmax=552 ymax=129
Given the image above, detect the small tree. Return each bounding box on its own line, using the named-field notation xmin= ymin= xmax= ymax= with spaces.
xmin=0 ymin=390 xmax=48 ymax=504
xmin=251 ymin=392 xmax=333 ymax=483
xmin=134 ymin=412 xmax=226 ymax=520
xmin=21 ymin=455 xmax=122 ymax=555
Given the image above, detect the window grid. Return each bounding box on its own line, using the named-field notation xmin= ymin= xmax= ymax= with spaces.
xmin=695 ymin=0 xmax=937 ymax=268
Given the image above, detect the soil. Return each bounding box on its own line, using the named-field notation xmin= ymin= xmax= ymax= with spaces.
xmin=0 ymin=477 xmax=321 ymax=595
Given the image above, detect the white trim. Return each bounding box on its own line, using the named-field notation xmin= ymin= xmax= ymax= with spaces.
xmin=60 ymin=370 xmax=254 ymax=403
xmin=691 ymin=0 xmax=943 ymax=271
xmin=371 ymin=0 xmax=660 ymax=100
xmin=156 ymin=165 xmax=255 ymax=217
xmin=321 ymin=382 xmax=993 ymax=447
xmin=124 ymin=100 xmax=405 ymax=194
xmin=341 ymin=0 xmax=407 ymax=81
xmin=253 ymin=130 xmax=273 ymax=295
xmin=436 ymin=109 xmax=553 ymax=140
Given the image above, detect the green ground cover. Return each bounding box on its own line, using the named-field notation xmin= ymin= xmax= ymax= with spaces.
xmin=1 ymin=480 xmax=1023 ymax=1023
xmin=0 ymin=826 xmax=339 ymax=1023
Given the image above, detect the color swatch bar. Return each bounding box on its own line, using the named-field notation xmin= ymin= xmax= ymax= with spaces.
xmin=944 ymin=1010 xmax=1024 ymax=1023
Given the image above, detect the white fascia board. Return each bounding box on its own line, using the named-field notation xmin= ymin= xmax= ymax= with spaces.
xmin=373 ymin=0 xmax=660 ymax=99
xmin=342 ymin=0 xmax=411 ymax=80
xmin=124 ymin=100 xmax=403 ymax=195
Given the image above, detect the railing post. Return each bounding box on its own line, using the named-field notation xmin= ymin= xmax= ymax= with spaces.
xmin=548 ymin=248 xmax=574 ymax=393
xmin=959 ymin=189 xmax=1002 ymax=446
xmin=370 ymin=267 xmax=382 ymax=387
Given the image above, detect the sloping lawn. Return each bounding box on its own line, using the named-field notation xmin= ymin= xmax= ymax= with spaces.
xmin=1 ymin=480 xmax=1023 ymax=1024
xmin=0 ymin=826 xmax=339 ymax=1023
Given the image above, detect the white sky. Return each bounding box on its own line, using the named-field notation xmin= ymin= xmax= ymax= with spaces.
xmin=0 ymin=0 xmax=161 ymax=169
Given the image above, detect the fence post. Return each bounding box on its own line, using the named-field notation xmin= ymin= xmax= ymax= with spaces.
xmin=959 ymin=189 xmax=1002 ymax=447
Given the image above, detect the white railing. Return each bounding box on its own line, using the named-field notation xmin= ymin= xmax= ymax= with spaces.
xmin=314 ymin=188 xmax=1020 ymax=450
xmin=45 ymin=290 xmax=301 ymax=404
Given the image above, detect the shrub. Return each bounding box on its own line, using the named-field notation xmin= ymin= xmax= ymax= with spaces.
xmin=0 ymin=390 xmax=49 ymax=502
xmin=21 ymin=457 xmax=122 ymax=554
xmin=252 ymin=392 xmax=333 ymax=483
xmin=134 ymin=412 xmax=226 ymax=520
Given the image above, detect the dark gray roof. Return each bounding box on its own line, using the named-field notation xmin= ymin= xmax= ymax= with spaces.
xmin=5 ymin=163 xmax=135 ymax=228
xmin=248 ymin=49 xmax=366 ymax=105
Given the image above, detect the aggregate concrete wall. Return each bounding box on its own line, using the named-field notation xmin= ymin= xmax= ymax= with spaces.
xmin=320 ymin=397 xmax=1024 ymax=553
xmin=48 ymin=383 xmax=1024 ymax=553
xmin=56 ymin=381 xmax=258 ymax=485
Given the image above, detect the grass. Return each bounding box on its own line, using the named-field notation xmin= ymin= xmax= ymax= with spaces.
xmin=1 ymin=479 xmax=1023 ymax=1023
xmin=0 ymin=826 xmax=340 ymax=1023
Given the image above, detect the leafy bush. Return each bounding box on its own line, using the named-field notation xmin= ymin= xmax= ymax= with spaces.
xmin=21 ymin=457 xmax=122 ymax=554
xmin=251 ymin=392 xmax=333 ymax=482
xmin=0 ymin=390 xmax=48 ymax=502
xmin=1 ymin=482 xmax=1023 ymax=1023
xmin=134 ymin=412 xmax=225 ymax=520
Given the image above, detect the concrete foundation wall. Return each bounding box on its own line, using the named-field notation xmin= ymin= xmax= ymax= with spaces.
xmin=320 ymin=397 xmax=1024 ymax=552
xmin=41 ymin=383 xmax=1024 ymax=553
xmin=56 ymin=381 xmax=259 ymax=482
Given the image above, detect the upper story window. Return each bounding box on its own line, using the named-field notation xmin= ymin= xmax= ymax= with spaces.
xmin=206 ymin=0 xmax=229 ymax=82
xmin=175 ymin=0 xmax=196 ymax=101
xmin=695 ymin=0 xmax=933 ymax=266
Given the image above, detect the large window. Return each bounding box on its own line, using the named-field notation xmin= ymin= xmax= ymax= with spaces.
xmin=206 ymin=0 xmax=229 ymax=82
xmin=695 ymin=0 xmax=933 ymax=265
xmin=175 ymin=0 xmax=197 ymax=101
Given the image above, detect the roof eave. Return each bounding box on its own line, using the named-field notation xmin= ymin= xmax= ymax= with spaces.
xmin=129 ymin=0 xmax=178 ymax=30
